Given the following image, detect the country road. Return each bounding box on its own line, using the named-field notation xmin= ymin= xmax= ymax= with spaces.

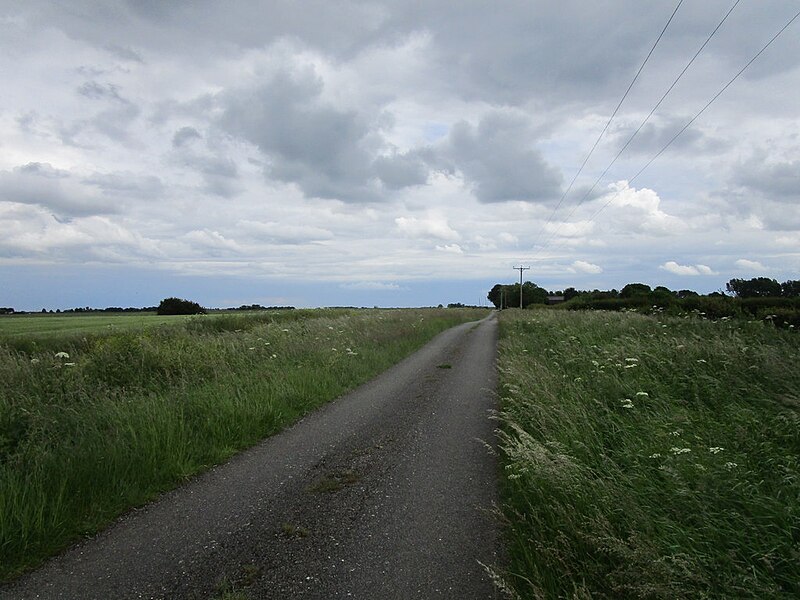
xmin=2 ymin=314 xmax=503 ymax=600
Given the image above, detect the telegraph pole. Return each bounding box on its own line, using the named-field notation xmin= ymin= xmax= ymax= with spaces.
xmin=513 ymin=266 xmax=530 ymax=309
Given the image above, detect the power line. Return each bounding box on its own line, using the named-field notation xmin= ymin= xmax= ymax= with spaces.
xmin=541 ymin=7 xmax=800 ymax=262
xmin=534 ymin=0 xmax=740 ymax=255
xmin=529 ymin=0 xmax=684 ymax=251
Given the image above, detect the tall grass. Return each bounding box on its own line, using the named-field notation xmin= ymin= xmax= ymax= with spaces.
xmin=497 ymin=309 xmax=799 ymax=599
xmin=0 ymin=308 xmax=486 ymax=579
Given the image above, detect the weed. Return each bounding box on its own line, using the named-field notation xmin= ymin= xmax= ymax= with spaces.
xmin=0 ymin=308 xmax=486 ymax=579
xmin=497 ymin=309 xmax=800 ymax=599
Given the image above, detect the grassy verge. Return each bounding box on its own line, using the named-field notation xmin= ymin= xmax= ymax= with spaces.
xmin=497 ymin=309 xmax=799 ymax=599
xmin=0 ymin=308 xmax=486 ymax=580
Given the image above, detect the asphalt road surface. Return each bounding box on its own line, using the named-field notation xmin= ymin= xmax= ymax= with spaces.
xmin=2 ymin=314 xmax=502 ymax=599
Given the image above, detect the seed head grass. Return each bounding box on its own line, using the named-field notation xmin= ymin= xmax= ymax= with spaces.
xmin=0 ymin=307 xmax=486 ymax=580
xmin=497 ymin=309 xmax=799 ymax=599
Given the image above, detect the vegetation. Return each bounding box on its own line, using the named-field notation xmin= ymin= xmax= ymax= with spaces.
xmin=156 ymin=297 xmax=207 ymax=315
xmin=497 ymin=309 xmax=800 ymax=599
xmin=0 ymin=307 xmax=485 ymax=580
xmin=485 ymin=277 xmax=800 ymax=330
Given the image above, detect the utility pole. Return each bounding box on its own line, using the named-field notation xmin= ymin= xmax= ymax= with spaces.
xmin=513 ymin=266 xmax=530 ymax=309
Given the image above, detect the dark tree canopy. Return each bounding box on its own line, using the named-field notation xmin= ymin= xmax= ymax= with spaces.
xmin=620 ymin=283 xmax=652 ymax=298
xmin=488 ymin=281 xmax=548 ymax=309
xmin=726 ymin=278 xmax=782 ymax=298
xmin=157 ymin=297 xmax=206 ymax=315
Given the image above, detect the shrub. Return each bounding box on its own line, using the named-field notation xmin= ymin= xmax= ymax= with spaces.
xmin=156 ymin=297 xmax=206 ymax=315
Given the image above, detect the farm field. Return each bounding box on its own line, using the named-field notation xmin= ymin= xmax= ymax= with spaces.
xmin=497 ymin=309 xmax=800 ymax=599
xmin=0 ymin=312 xmax=195 ymax=339
xmin=0 ymin=307 xmax=487 ymax=580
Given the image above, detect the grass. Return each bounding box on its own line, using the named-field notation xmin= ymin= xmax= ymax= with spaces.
xmin=0 ymin=307 xmax=486 ymax=580
xmin=496 ymin=308 xmax=800 ymax=599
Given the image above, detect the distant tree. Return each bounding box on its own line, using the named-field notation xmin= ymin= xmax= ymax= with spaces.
xmin=677 ymin=289 xmax=699 ymax=299
xmin=620 ymin=283 xmax=652 ymax=298
xmin=0 ymin=307 xmax=14 ymax=315
xmin=488 ymin=281 xmax=548 ymax=309
xmin=726 ymin=277 xmax=782 ymax=298
xmin=781 ymin=280 xmax=800 ymax=298
xmin=157 ymin=297 xmax=206 ymax=315
xmin=563 ymin=287 xmax=580 ymax=301
xmin=653 ymin=286 xmax=673 ymax=294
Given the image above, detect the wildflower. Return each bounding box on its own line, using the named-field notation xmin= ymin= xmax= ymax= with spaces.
xmin=724 ymin=462 xmax=738 ymax=469
xmin=635 ymin=391 xmax=649 ymax=397
xmin=708 ymin=447 xmax=724 ymax=454
xmin=331 ymin=348 xmax=337 ymax=351
xmin=248 ymin=347 xmax=256 ymax=350
xmin=670 ymin=447 xmax=692 ymax=455
xmin=624 ymin=364 xmax=637 ymax=369
xmin=649 ymin=453 xmax=662 ymax=459
xmin=55 ymin=352 xmax=70 ymax=359
xmin=591 ymin=360 xmax=600 ymax=367
xmin=621 ymin=399 xmax=634 ymax=409
xmin=574 ymin=377 xmax=582 ymax=382
xmin=64 ymin=362 xmax=76 ymax=367
xmin=697 ymin=359 xmax=707 ymax=364
xmin=30 ymin=358 xmax=40 ymax=364
xmin=271 ymin=354 xmax=277 ymax=359
xmin=669 ymin=431 xmax=681 ymax=437
xmin=282 ymin=328 xmax=289 ymax=332
xmin=625 ymin=358 xmax=639 ymax=362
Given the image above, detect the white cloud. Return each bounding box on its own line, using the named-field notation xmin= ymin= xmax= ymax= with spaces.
xmin=735 ymin=258 xmax=767 ymax=271
xmin=395 ymin=215 xmax=460 ymax=241
xmin=571 ymin=260 xmax=602 ymax=274
xmin=435 ymin=243 xmax=464 ymax=254
xmin=340 ymin=281 xmax=404 ymax=291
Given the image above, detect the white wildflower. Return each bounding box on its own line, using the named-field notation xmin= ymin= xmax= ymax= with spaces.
xmin=282 ymin=328 xmax=289 ymax=332
xmin=649 ymin=453 xmax=662 ymax=459
xmin=724 ymin=462 xmax=738 ymax=469
xmin=670 ymin=447 xmax=692 ymax=455
xmin=708 ymin=447 xmax=724 ymax=454
xmin=624 ymin=364 xmax=638 ymax=369
xmin=64 ymin=362 xmax=76 ymax=367
xmin=30 ymin=358 xmax=40 ymax=364
xmin=697 ymin=359 xmax=707 ymax=364
xmin=669 ymin=431 xmax=681 ymax=436
xmin=271 ymin=354 xmax=277 ymax=359
xmin=625 ymin=358 xmax=639 ymax=362
xmin=54 ymin=352 xmax=70 ymax=359
xmin=591 ymin=360 xmax=600 ymax=367
xmin=621 ymin=399 xmax=635 ymax=409
xmin=635 ymin=392 xmax=649 ymax=397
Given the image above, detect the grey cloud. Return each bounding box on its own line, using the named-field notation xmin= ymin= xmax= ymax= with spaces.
xmin=0 ymin=163 xmax=117 ymax=218
xmin=735 ymin=155 xmax=800 ymax=200
xmin=611 ymin=116 xmax=727 ymax=156
xmin=82 ymin=172 xmax=164 ymax=199
xmin=171 ymin=138 xmax=241 ymax=198
xmin=373 ymin=151 xmax=429 ymax=190
xmin=172 ymin=126 xmax=202 ymax=147
xmin=220 ymin=68 xmax=382 ymax=201
xmin=104 ymin=44 xmax=144 ymax=63
xmin=77 ymin=81 xmax=127 ymax=103
xmin=441 ymin=110 xmax=562 ymax=204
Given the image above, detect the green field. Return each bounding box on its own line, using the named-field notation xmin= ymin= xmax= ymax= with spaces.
xmin=497 ymin=309 xmax=800 ymax=599
xmin=0 ymin=312 xmax=214 ymax=338
xmin=0 ymin=307 xmax=487 ymax=580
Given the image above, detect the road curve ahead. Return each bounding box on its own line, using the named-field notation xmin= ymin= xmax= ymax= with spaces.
xmin=2 ymin=314 xmax=502 ymax=599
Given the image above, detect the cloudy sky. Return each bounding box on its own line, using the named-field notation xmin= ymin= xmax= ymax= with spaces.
xmin=1 ymin=1 xmax=799 ymax=310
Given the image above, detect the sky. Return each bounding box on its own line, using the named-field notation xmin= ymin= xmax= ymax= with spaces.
xmin=1 ymin=0 xmax=799 ymax=310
